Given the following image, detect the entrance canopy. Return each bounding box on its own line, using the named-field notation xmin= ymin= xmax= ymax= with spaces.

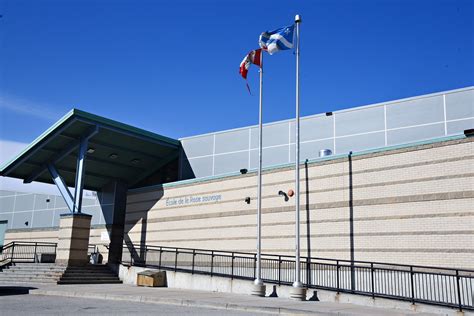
xmin=0 ymin=109 xmax=180 ymax=192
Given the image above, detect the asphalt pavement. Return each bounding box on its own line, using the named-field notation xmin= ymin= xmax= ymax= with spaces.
xmin=0 ymin=283 xmax=450 ymax=315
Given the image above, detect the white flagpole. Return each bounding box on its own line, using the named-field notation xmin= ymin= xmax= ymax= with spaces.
xmin=253 ymin=50 xmax=265 ymax=296
xmin=293 ymin=14 xmax=304 ymax=292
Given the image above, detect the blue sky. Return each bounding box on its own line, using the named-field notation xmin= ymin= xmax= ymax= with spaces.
xmin=0 ymin=0 xmax=473 ymax=145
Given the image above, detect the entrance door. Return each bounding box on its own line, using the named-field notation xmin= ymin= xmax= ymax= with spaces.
xmin=0 ymin=220 xmax=7 ymax=247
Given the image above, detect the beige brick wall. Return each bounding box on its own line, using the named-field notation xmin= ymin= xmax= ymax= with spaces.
xmin=125 ymin=138 xmax=474 ymax=270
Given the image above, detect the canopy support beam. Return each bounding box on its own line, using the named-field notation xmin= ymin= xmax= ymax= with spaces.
xmin=44 ymin=126 xmax=98 ymax=213
xmin=47 ymin=163 xmax=74 ymax=213
xmin=73 ymin=136 xmax=88 ymax=213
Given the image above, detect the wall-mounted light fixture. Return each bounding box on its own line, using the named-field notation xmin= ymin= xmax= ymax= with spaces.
xmin=245 ymin=197 xmax=251 ymax=204
xmin=278 ymin=190 xmax=289 ymax=202
xmin=325 ymin=112 xmax=333 ymax=116
xmin=240 ymin=168 xmax=248 ymax=175
xmin=86 ymin=148 xmax=95 ymax=154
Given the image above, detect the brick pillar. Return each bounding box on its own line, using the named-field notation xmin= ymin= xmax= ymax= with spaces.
xmin=56 ymin=213 xmax=92 ymax=266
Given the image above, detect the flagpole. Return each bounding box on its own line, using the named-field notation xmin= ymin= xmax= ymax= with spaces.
xmin=291 ymin=14 xmax=306 ymax=300
xmin=252 ymin=49 xmax=266 ymax=297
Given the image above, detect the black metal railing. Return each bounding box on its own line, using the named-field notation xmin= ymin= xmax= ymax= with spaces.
xmin=122 ymin=244 xmax=473 ymax=311
xmin=1 ymin=241 xmax=57 ymax=267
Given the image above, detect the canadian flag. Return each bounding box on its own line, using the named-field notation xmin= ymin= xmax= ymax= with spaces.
xmin=239 ymin=49 xmax=262 ymax=80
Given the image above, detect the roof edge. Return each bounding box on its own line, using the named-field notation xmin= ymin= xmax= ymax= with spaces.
xmin=0 ymin=108 xmax=180 ymax=175
xmin=0 ymin=109 xmax=76 ymax=174
xmin=71 ymin=109 xmax=180 ymax=146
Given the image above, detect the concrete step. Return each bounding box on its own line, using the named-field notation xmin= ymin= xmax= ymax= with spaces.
xmin=59 ymin=278 xmax=121 ymax=283
xmin=64 ymin=270 xmax=116 ymax=275
xmin=11 ymin=264 xmax=59 ymax=268
xmin=64 ymin=268 xmax=114 ymax=273
xmin=0 ymin=276 xmax=59 ymax=283
xmin=61 ymin=274 xmax=117 ymax=279
xmin=57 ymin=279 xmax=122 ymax=284
xmin=5 ymin=268 xmax=66 ymax=273
xmin=9 ymin=263 xmax=62 ymax=267
xmin=0 ymin=272 xmax=63 ymax=278
xmin=65 ymin=266 xmax=112 ymax=270
xmin=0 ymin=263 xmax=121 ymax=285
xmin=60 ymin=274 xmax=119 ymax=279
xmin=1 ymin=271 xmax=64 ymax=276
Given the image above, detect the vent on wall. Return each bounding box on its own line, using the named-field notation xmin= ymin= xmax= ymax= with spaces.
xmin=319 ymin=149 xmax=333 ymax=157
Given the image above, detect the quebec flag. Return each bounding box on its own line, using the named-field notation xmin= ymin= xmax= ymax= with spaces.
xmin=259 ymin=25 xmax=294 ymax=55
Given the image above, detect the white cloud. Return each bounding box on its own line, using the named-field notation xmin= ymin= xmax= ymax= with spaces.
xmin=0 ymin=93 xmax=60 ymax=121
xmin=0 ymin=139 xmax=28 ymax=165
xmin=0 ymin=139 xmax=59 ymax=194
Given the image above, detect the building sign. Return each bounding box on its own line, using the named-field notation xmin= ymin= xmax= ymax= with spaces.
xmin=165 ymin=194 xmax=222 ymax=206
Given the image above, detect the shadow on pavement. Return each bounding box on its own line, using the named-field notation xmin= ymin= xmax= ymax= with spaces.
xmin=0 ymin=286 xmax=38 ymax=296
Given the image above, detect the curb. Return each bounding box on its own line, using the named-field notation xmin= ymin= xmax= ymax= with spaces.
xmin=29 ymin=289 xmax=323 ymax=315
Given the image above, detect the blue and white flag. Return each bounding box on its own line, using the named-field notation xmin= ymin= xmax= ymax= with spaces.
xmin=259 ymin=25 xmax=294 ymax=55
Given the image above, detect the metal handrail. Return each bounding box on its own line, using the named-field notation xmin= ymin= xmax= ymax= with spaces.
xmin=1 ymin=241 xmax=58 ymax=268
xmin=137 ymin=244 xmax=474 ymax=273
xmin=121 ymin=243 xmax=474 ymax=311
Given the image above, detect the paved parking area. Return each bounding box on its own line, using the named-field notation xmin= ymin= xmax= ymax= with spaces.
xmin=0 ymin=283 xmax=446 ymax=315
xmin=0 ymin=289 xmax=253 ymax=316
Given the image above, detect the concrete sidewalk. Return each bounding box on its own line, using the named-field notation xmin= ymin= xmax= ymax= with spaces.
xmin=28 ymin=283 xmax=439 ymax=315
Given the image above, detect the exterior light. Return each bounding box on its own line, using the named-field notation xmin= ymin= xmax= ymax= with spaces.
xmin=86 ymin=148 xmax=95 ymax=154
xmin=325 ymin=112 xmax=333 ymax=116
xmin=240 ymin=168 xmax=248 ymax=174
xmin=109 ymin=153 xmax=118 ymax=159
xmin=245 ymin=197 xmax=251 ymax=204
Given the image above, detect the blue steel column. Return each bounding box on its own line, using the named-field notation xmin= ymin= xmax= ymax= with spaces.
xmin=47 ymin=163 xmax=74 ymax=213
xmin=73 ymin=137 xmax=88 ymax=213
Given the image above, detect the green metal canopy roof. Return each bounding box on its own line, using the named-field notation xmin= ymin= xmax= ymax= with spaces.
xmin=0 ymin=109 xmax=180 ymax=191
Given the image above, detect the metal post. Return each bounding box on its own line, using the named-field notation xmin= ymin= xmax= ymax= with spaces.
xmin=11 ymin=242 xmax=15 ymax=263
xmin=306 ymin=256 xmax=310 ymax=286
xmin=255 ymin=51 xmax=264 ymax=288
xmin=253 ymin=254 xmax=257 ymax=279
xmin=371 ymin=263 xmax=375 ymax=299
xmin=293 ymin=14 xmax=303 ymax=290
xmin=231 ymin=252 xmax=235 ymax=279
xmin=73 ymin=137 xmax=88 ymax=213
xmin=410 ymin=266 xmax=415 ymax=304
xmin=34 ymin=242 xmax=38 ymax=263
xmin=211 ymin=251 xmax=214 ymax=276
xmin=174 ymin=248 xmax=178 ymax=271
xmin=456 ymin=270 xmax=463 ymax=311
xmin=144 ymin=245 xmax=147 ymax=265
xmin=191 ymin=249 xmax=195 ymax=274
xmin=159 ymin=247 xmax=162 ymax=267
xmin=278 ymin=255 xmax=282 ymax=285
